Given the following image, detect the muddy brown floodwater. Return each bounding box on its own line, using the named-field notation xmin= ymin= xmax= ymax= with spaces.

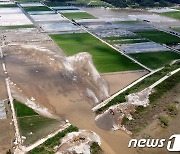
xmin=1 ymin=30 xmax=139 ymax=154
xmin=5 ymin=52 xmax=136 ymax=154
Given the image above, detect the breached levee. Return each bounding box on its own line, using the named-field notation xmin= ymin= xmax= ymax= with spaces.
xmin=66 ymin=52 xmax=109 ymax=105
xmin=95 ymin=88 xmax=153 ymax=133
xmin=57 ymin=130 xmax=101 ymax=154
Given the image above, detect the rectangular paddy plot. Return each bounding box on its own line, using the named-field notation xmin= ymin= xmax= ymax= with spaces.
xmin=30 ymin=14 xmax=65 ymax=22
xmin=135 ymin=30 xmax=180 ymax=44
xmin=0 ymin=3 xmax=17 ymax=7
xmin=0 ymin=7 xmax=32 ymax=26
xmin=172 ymin=27 xmax=180 ymax=32
xmin=51 ymin=6 xmax=79 ymax=11
xmin=23 ymin=6 xmax=51 ymax=12
xmin=39 ymin=21 xmax=80 ymax=32
xmin=50 ymin=33 xmax=143 ymax=73
xmin=161 ymin=11 xmax=180 ymax=20
xmin=104 ymin=35 xmax=149 ymax=45
xmin=14 ymin=100 xmax=62 ymax=146
xmin=20 ymin=2 xmax=44 ymax=7
xmin=117 ymin=42 xmax=169 ymax=54
xmin=61 ymin=12 xmax=96 ymax=19
xmin=129 ymin=51 xmax=180 ymax=69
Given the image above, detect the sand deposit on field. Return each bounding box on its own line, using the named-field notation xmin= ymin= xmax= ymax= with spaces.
xmin=102 ymin=71 xmax=148 ymax=95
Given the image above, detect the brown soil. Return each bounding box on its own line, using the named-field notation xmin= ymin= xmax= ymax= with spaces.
xmin=101 ymin=71 xmax=148 ymax=95
xmin=0 ymin=119 xmax=15 ymax=154
xmin=0 ymin=60 xmax=7 ymax=100
xmin=1 ymin=29 xmax=136 ymax=154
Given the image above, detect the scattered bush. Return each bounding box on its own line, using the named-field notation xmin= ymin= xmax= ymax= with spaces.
xmin=167 ymin=104 xmax=178 ymax=116
xmin=90 ymin=142 xmax=103 ymax=154
xmin=159 ymin=115 xmax=169 ymax=128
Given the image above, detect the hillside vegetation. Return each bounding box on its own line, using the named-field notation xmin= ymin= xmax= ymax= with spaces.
xmin=101 ymin=0 xmax=179 ymax=8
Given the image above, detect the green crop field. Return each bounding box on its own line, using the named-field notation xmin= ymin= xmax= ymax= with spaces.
xmin=161 ymin=11 xmax=180 ymax=20
xmin=135 ymin=30 xmax=180 ymax=44
xmin=23 ymin=6 xmax=51 ymax=12
xmin=0 ymin=4 xmax=17 ymax=7
xmin=172 ymin=27 xmax=180 ymax=32
xmin=50 ymin=33 xmax=143 ymax=73
xmin=14 ymin=100 xmax=61 ymax=145
xmin=129 ymin=51 xmax=180 ymax=69
xmin=61 ymin=12 xmax=96 ymax=19
xmin=0 ymin=25 xmax=34 ymax=30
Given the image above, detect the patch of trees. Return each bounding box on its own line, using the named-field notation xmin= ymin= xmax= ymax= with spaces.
xmin=102 ymin=0 xmax=180 ymax=8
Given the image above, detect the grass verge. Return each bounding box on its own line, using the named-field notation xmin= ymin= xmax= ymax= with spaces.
xmin=0 ymin=25 xmax=34 ymax=30
xmin=171 ymin=27 xmax=180 ymax=32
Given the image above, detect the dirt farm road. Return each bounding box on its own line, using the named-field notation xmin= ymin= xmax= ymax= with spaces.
xmin=0 ymin=44 xmax=22 ymax=149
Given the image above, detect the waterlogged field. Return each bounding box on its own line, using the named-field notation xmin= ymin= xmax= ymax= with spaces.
xmin=135 ymin=30 xmax=180 ymax=44
xmin=129 ymin=51 xmax=180 ymax=69
xmin=104 ymin=35 xmax=149 ymax=45
xmin=14 ymin=100 xmax=61 ymax=145
xmin=61 ymin=12 xmax=96 ymax=19
xmin=50 ymin=33 xmax=143 ymax=73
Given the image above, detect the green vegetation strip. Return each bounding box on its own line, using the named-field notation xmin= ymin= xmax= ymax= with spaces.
xmin=29 ymin=125 xmax=79 ymax=154
xmin=0 ymin=4 xmax=17 ymax=7
xmin=129 ymin=51 xmax=180 ymax=69
xmin=135 ymin=30 xmax=180 ymax=44
xmin=172 ymin=27 xmax=180 ymax=32
xmin=124 ymin=70 xmax=180 ymax=134
xmin=96 ymin=63 xmax=180 ymax=114
xmin=24 ymin=6 xmax=51 ymax=12
xmin=61 ymin=12 xmax=96 ymax=19
xmin=161 ymin=11 xmax=180 ymax=20
xmin=14 ymin=100 xmax=61 ymax=145
xmin=0 ymin=25 xmax=34 ymax=30
xmin=50 ymin=33 xmax=142 ymax=73
xmin=90 ymin=142 xmax=103 ymax=154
